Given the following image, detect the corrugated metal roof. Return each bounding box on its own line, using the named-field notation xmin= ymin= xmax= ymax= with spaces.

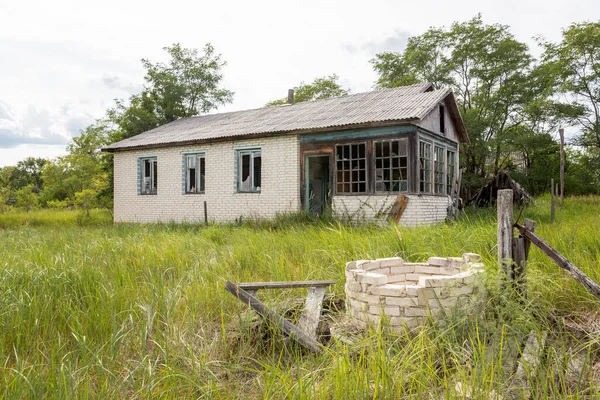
xmin=103 ymin=83 xmax=464 ymax=151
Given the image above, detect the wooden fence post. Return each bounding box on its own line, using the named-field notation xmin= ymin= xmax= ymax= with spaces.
xmin=512 ymin=218 xmax=535 ymax=298
xmin=498 ymin=189 xmax=514 ymax=280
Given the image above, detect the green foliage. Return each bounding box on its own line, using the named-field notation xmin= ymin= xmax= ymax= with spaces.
xmin=266 ymin=74 xmax=350 ymax=106
xmin=0 ymin=198 xmax=599 ymax=396
xmin=111 ymin=43 xmax=234 ymax=140
xmin=371 ymin=15 xmax=565 ymax=197
xmin=14 ymin=185 xmax=39 ymax=212
xmin=540 ymin=22 xmax=600 ymax=150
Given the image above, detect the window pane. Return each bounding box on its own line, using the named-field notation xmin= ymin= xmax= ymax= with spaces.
xmin=199 ymin=157 xmax=205 ymax=192
xmin=240 ymin=153 xmax=251 ymax=191
xmin=374 ymin=139 xmax=408 ymax=193
xmin=152 ymin=160 xmax=157 ymax=191
xmin=253 ymin=152 xmax=261 ymax=189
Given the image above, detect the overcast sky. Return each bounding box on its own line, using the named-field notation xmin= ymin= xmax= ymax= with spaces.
xmin=0 ymin=0 xmax=598 ymax=166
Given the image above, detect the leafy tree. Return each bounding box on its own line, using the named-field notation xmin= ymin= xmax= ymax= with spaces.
xmin=371 ymin=15 xmax=550 ymax=198
xmin=15 ymin=185 xmax=38 ymax=212
xmin=540 ymin=22 xmax=600 ymax=149
xmin=113 ymin=43 xmax=234 ymax=140
xmin=266 ymin=74 xmax=350 ymax=106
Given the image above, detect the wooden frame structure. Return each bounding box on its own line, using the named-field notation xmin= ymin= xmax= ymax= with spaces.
xmin=225 ymin=280 xmax=335 ymax=353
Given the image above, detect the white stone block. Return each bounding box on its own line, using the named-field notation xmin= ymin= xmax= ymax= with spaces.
xmin=385 ymin=296 xmax=419 ymax=307
xmin=357 ymin=272 xmax=387 ymax=286
xmin=390 ymin=265 xmax=415 ymax=274
xmin=370 ymin=284 xmax=407 ymax=297
xmin=376 ymin=257 xmax=404 ymax=267
xmin=463 ymin=253 xmax=482 ymax=263
xmin=427 ymin=257 xmax=449 ymax=267
xmin=369 ymin=305 xmax=401 ymax=316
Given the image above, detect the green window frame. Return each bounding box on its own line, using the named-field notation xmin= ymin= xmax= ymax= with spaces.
xmin=374 ymin=139 xmax=408 ymax=193
xmin=434 ymin=145 xmax=446 ymax=194
xmin=237 ymin=149 xmax=261 ymax=193
xmin=139 ymin=156 xmax=157 ymax=195
xmin=183 ymin=153 xmax=206 ymax=194
xmin=335 ymin=142 xmax=367 ymax=194
xmin=419 ymin=141 xmax=432 ymax=193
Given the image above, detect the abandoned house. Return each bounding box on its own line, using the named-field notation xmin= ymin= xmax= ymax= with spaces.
xmin=102 ymin=83 xmax=469 ymax=225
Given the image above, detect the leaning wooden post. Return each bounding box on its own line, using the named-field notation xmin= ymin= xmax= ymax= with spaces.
xmin=551 ymin=178 xmax=555 ymax=223
xmin=512 ymin=218 xmax=536 ymax=298
xmin=498 ymin=189 xmax=514 ymax=280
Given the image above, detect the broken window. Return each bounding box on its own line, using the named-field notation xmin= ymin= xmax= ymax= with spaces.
xmin=419 ymin=141 xmax=432 ymax=193
xmin=447 ymin=150 xmax=456 ymax=195
xmin=434 ymin=145 xmax=445 ymax=194
xmin=141 ymin=157 xmax=157 ymax=195
xmin=336 ymin=143 xmax=366 ymax=194
xmin=185 ymin=153 xmax=205 ymax=194
xmin=238 ymin=149 xmax=261 ymax=192
xmin=374 ymin=139 xmax=408 ymax=193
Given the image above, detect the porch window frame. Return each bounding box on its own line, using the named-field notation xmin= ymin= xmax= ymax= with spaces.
xmin=334 ymin=141 xmax=368 ymax=195
xmin=373 ymin=138 xmax=409 ymax=194
xmin=419 ymin=140 xmax=433 ymax=194
xmin=433 ymin=145 xmax=446 ymax=194
xmin=446 ymin=149 xmax=456 ymax=195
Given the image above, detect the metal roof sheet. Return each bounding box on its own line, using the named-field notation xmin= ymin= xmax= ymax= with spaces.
xmin=103 ymin=83 xmax=465 ymax=151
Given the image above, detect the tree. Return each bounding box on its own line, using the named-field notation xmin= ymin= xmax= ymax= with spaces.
xmin=540 ymin=22 xmax=600 ymax=150
xmin=371 ymin=15 xmax=548 ymax=197
xmin=113 ymin=43 xmax=234 ymax=140
xmin=266 ymin=74 xmax=350 ymax=106
xmin=15 ymin=185 xmax=38 ymax=212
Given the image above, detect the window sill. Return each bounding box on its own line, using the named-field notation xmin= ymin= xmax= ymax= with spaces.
xmin=140 ymin=193 xmax=157 ymax=196
xmin=236 ymin=191 xmax=261 ymax=194
xmin=184 ymin=192 xmax=206 ymax=195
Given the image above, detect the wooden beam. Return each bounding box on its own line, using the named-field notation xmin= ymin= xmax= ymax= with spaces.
xmin=497 ymin=189 xmax=514 ymax=280
xmin=514 ymin=223 xmax=600 ymax=301
xmin=236 ymin=280 xmax=335 ymax=290
xmin=297 ymin=286 xmax=327 ymax=341
xmin=225 ymin=281 xmax=323 ymax=353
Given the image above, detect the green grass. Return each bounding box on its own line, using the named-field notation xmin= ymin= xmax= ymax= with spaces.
xmin=0 ymin=197 xmax=599 ymax=398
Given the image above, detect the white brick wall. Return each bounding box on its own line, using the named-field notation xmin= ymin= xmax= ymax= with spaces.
xmin=113 ymin=135 xmax=300 ymax=223
xmin=332 ymin=194 xmax=450 ymax=226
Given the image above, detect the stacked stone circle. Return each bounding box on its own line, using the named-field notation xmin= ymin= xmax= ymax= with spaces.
xmin=344 ymin=253 xmax=484 ymax=330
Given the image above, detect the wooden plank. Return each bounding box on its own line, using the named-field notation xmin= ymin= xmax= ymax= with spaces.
xmin=237 ymin=280 xmax=335 ymax=290
xmin=225 ymin=281 xmax=323 ymax=353
xmin=297 ymin=286 xmax=326 ymax=340
xmin=497 ymin=189 xmax=514 ymax=280
xmin=514 ymin=223 xmax=600 ymax=301
xmin=512 ymin=237 xmax=526 ymax=297
xmin=388 ymin=193 xmax=409 ymax=223
xmin=523 ymin=218 xmax=536 ymax=259
xmin=203 ymin=201 xmax=208 ymax=225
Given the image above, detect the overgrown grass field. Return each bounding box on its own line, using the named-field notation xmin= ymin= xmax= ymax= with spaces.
xmin=1 ymin=197 xmax=599 ymax=398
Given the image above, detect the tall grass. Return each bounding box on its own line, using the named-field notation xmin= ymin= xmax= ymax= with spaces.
xmin=0 ymin=197 xmax=599 ymax=397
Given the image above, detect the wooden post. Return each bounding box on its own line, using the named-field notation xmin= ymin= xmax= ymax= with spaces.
xmin=551 ymin=178 xmax=555 ymax=223
xmin=203 ymin=201 xmax=208 ymax=225
xmin=512 ymin=218 xmax=536 ymax=298
xmin=559 ymin=128 xmax=565 ymax=205
xmin=497 ymin=189 xmax=514 ymax=280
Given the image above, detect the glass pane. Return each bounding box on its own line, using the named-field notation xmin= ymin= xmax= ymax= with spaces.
xmin=199 ymin=158 xmax=205 ymax=192
xmin=152 ymin=160 xmax=157 ymax=191
xmin=188 ymin=168 xmax=196 ymax=192
xmin=240 ymin=153 xmax=251 ymax=191
xmin=253 ymin=153 xmax=261 ymax=189
xmin=187 ymin=155 xmax=196 ymax=168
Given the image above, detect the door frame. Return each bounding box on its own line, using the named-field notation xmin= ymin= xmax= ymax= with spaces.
xmin=303 ymin=153 xmax=333 ymax=213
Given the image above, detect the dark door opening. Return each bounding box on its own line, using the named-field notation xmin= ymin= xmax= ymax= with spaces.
xmin=305 ymin=155 xmax=331 ymax=215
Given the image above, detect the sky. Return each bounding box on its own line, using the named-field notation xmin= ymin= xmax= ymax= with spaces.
xmin=0 ymin=0 xmax=599 ymax=167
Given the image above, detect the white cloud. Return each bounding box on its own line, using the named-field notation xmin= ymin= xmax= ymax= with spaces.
xmin=0 ymin=0 xmax=598 ymax=164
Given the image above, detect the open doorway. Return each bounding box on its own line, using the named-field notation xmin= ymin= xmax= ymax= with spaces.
xmin=305 ymin=155 xmax=331 ymax=215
